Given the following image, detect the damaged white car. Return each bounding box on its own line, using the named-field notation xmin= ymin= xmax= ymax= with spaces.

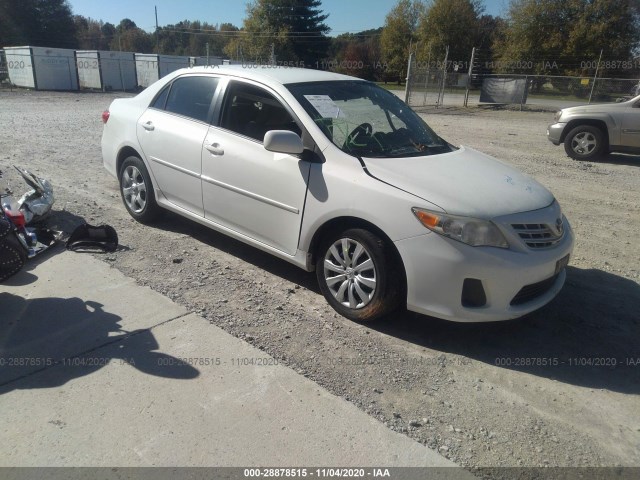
xmin=102 ymin=66 xmax=573 ymax=322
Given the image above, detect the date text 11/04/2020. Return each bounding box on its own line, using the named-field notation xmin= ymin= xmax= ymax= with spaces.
xmin=494 ymin=357 xmax=640 ymax=367
xmin=244 ymin=468 xmax=392 ymax=478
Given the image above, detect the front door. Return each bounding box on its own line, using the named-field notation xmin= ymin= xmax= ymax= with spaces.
xmin=201 ymin=80 xmax=310 ymax=255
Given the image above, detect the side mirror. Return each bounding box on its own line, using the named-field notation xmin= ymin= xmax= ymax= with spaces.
xmin=264 ymin=130 xmax=304 ymax=155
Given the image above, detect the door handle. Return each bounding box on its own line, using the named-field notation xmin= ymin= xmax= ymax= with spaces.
xmin=205 ymin=143 xmax=224 ymax=155
xmin=142 ymin=121 xmax=155 ymax=131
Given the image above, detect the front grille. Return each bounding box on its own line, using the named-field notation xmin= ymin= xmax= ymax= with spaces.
xmin=510 ymin=274 xmax=558 ymax=306
xmin=511 ymin=223 xmax=563 ymax=249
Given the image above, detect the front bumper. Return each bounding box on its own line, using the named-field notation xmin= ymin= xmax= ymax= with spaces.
xmin=395 ymin=215 xmax=574 ymax=323
xmin=547 ymin=122 xmax=566 ymax=145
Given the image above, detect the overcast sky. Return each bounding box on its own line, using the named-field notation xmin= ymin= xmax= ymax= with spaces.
xmin=67 ymin=0 xmax=509 ymax=35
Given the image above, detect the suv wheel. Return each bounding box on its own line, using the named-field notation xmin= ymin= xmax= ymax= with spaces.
xmin=564 ymin=125 xmax=606 ymax=160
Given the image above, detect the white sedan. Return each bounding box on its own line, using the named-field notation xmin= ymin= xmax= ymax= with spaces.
xmin=102 ymin=66 xmax=573 ymax=322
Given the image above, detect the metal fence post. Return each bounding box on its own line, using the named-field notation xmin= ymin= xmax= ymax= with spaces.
xmin=404 ymin=52 xmax=414 ymax=104
xmin=588 ymin=49 xmax=603 ymax=104
xmin=464 ymin=47 xmax=475 ymax=107
xmin=520 ymin=75 xmax=528 ymax=111
xmin=422 ymin=54 xmax=430 ymax=107
xmin=437 ymin=46 xmax=449 ymax=108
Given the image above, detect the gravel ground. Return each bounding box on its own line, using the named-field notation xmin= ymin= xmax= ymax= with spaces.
xmin=1 ymin=90 xmax=639 ymax=473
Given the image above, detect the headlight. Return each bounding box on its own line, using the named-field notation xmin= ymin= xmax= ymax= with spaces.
xmin=553 ymin=110 xmax=563 ymax=122
xmin=412 ymin=208 xmax=509 ymax=248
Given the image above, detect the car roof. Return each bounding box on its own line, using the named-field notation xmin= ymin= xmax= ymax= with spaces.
xmin=184 ymin=65 xmax=361 ymax=85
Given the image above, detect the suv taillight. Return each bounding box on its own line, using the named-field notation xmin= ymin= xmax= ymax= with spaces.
xmin=102 ymin=110 xmax=110 ymax=124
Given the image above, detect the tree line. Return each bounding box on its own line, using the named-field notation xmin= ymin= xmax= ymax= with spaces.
xmin=381 ymin=0 xmax=640 ymax=82
xmin=1 ymin=0 xmax=638 ymax=82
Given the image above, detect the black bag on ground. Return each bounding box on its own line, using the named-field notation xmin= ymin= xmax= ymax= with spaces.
xmin=66 ymin=223 xmax=118 ymax=253
xmin=0 ymin=218 xmax=27 ymax=282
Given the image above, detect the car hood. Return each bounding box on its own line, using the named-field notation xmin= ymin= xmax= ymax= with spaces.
xmin=562 ymin=100 xmax=631 ymax=115
xmin=362 ymin=146 xmax=554 ymax=218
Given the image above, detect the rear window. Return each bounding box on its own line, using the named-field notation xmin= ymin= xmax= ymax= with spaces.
xmin=162 ymin=76 xmax=219 ymax=123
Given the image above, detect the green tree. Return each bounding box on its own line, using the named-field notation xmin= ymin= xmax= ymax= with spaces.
xmin=168 ymin=21 xmax=239 ymax=57
xmin=224 ymin=0 xmax=330 ymax=66
xmin=494 ymin=0 xmax=640 ymax=76
xmin=101 ymin=22 xmax=116 ymax=40
xmin=74 ymin=16 xmax=112 ymax=50
xmin=380 ymin=0 xmax=424 ymax=83
xmin=117 ymin=18 xmax=138 ymax=32
xmin=36 ymin=0 xmax=77 ymax=47
xmin=0 ymin=0 xmax=77 ymax=48
xmin=328 ymin=28 xmax=382 ymax=80
xmin=0 ymin=1 xmax=38 ymax=46
xmin=416 ymin=0 xmax=483 ymax=64
xmin=109 ymin=19 xmax=153 ymax=53
xmin=207 ymin=23 xmax=240 ymax=57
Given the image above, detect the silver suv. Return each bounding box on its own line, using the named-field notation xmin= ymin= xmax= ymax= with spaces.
xmin=547 ymin=95 xmax=640 ymax=160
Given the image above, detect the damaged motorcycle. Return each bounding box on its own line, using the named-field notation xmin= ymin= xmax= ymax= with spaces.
xmin=1 ymin=166 xmax=58 ymax=281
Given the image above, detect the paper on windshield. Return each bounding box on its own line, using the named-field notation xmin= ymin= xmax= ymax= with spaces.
xmin=303 ymin=95 xmax=346 ymax=119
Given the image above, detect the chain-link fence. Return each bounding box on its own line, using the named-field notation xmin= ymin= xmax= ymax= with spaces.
xmin=405 ymin=49 xmax=640 ymax=109
xmin=405 ymin=69 xmax=469 ymax=108
xmin=404 ymin=54 xmax=471 ymax=108
xmin=474 ymin=74 xmax=640 ymax=108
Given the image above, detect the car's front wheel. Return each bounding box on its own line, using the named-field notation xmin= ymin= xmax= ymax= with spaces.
xmin=563 ymin=125 xmax=606 ymax=160
xmin=316 ymin=228 xmax=402 ymax=322
xmin=119 ymin=156 xmax=161 ymax=224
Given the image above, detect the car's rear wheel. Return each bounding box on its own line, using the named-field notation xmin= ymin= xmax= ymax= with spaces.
xmin=316 ymin=228 xmax=401 ymax=322
xmin=563 ymin=125 xmax=606 ymax=160
xmin=119 ymin=156 xmax=160 ymax=224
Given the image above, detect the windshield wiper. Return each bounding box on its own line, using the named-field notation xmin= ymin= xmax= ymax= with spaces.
xmin=411 ymin=140 xmax=448 ymax=151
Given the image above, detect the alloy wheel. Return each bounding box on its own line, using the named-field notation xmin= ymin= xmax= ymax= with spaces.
xmin=323 ymin=238 xmax=377 ymax=309
xmin=121 ymin=165 xmax=147 ymax=214
xmin=571 ymin=132 xmax=597 ymax=155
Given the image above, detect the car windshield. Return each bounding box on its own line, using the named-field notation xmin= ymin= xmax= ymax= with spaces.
xmin=287 ymin=80 xmax=454 ymax=158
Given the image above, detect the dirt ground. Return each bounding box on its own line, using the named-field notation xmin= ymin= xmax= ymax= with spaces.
xmin=1 ymin=90 xmax=639 ymax=472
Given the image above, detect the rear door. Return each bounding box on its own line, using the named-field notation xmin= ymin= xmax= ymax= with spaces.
xmin=136 ymin=75 xmax=219 ymax=216
xmin=620 ymin=101 xmax=640 ymax=149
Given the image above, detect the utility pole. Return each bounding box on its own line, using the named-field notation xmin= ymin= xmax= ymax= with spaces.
xmin=155 ymin=6 xmax=160 ymax=54
xmin=206 ymin=42 xmax=210 ymax=66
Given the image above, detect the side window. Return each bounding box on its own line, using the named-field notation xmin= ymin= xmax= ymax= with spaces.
xmin=219 ymin=81 xmax=301 ymax=142
xmin=163 ymin=76 xmax=219 ymax=123
xmin=151 ymin=84 xmax=170 ymax=110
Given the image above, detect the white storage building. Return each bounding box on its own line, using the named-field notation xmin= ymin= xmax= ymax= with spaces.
xmin=4 ymin=46 xmax=78 ymax=90
xmin=76 ymin=51 xmax=137 ymax=91
xmin=135 ymin=54 xmax=190 ymax=88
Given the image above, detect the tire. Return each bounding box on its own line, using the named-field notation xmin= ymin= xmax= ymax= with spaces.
xmin=0 ymin=218 xmax=27 ymax=282
xmin=316 ymin=228 xmax=402 ymax=322
xmin=563 ymin=125 xmax=606 ymax=160
xmin=119 ymin=156 xmax=161 ymax=224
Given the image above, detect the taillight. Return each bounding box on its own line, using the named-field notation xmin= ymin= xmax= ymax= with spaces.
xmin=102 ymin=110 xmax=110 ymax=124
xmin=3 ymin=207 xmax=26 ymax=229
